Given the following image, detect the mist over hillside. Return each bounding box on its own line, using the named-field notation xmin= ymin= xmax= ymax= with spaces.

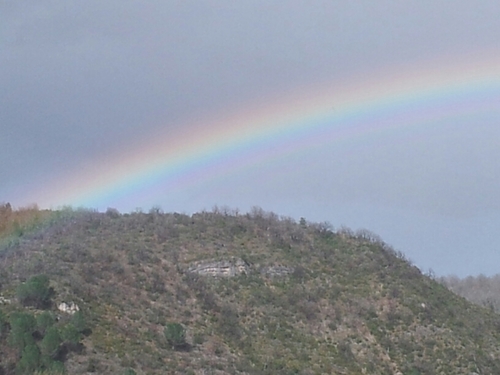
xmin=1 ymin=204 xmax=500 ymax=374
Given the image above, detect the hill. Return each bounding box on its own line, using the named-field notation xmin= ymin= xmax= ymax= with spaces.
xmin=439 ymin=274 xmax=500 ymax=314
xmin=1 ymin=206 xmax=500 ymax=374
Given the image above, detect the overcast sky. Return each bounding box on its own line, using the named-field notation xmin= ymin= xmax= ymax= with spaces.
xmin=2 ymin=1 xmax=500 ymax=277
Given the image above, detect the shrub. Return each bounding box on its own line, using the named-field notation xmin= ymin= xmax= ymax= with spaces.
xmin=164 ymin=322 xmax=186 ymax=350
xmin=16 ymin=274 xmax=54 ymax=309
xmin=217 ymin=305 xmax=242 ymax=341
xmin=86 ymin=358 xmax=99 ymax=372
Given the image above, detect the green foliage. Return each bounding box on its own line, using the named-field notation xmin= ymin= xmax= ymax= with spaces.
xmin=70 ymin=310 xmax=87 ymax=334
xmin=9 ymin=311 xmax=37 ymax=350
xmin=122 ymin=369 xmax=137 ymax=375
xmin=17 ymin=344 xmax=41 ymax=374
xmin=38 ymin=356 xmax=65 ymax=374
xmin=16 ymin=274 xmax=54 ymax=309
xmin=0 ymin=308 xmax=6 ymax=335
xmin=9 ymin=311 xmax=68 ymax=373
xmin=60 ymin=323 xmax=81 ymax=345
xmin=34 ymin=369 xmax=66 ymax=375
xmin=40 ymin=326 xmax=61 ymax=358
xmin=47 ymin=361 xmax=66 ymax=374
xmin=36 ymin=311 xmax=55 ymax=334
xmin=164 ymin=322 xmax=186 ymax=349
xmin=12 ymin=221 xmax=24 ymax=237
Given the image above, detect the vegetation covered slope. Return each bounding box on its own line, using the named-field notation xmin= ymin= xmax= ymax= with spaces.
xmin=439 ymin=274 xmax=500 ymax=314
xmin=1 ymin=206 xmax=500 ymax=374
xmin=0 ymin=203 xmax=50 ymax=239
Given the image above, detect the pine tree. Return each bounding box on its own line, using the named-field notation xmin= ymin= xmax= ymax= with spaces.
xmin=61 ymin=323 xmax=81 ymax=345
xmin=36 ymin=311 xmax=55 ymax=335
xmin=40 ymin=326 xmax=61 ymax=358
xmin=9 ymin=312 xmax=36 ymax=350
xmin=0 ymin=308 xmax=6 ymax=336
xmin=17 ymin=344 xmax=41 ymax=374
xmin=16 ymin=275 xmax=54 ymax=309
xmin=71 ymin=310 xmax=87 ymax=334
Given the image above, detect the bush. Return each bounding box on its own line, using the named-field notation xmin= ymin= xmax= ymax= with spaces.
xmin=164 ymin=322 xmax=186 ymax=350
xmin=217 ymin=305 xmax=242 ymax=341
xmin=16 ymin=275 xmax=54 ymax=309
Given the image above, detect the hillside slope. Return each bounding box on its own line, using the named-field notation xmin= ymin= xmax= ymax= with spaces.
xmin=1 ymin=207 xmax=500 ymax=374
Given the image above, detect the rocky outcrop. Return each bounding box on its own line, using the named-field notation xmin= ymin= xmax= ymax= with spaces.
xmin=187 ymin=258 xmax=295 ymax=279
xmin=58 ymin=301 xmax=80 ymax=314
xmin=0 ymin=296 xmax=11 ymax=304
xmin=187 ymin=258 xmax=250 ymax=277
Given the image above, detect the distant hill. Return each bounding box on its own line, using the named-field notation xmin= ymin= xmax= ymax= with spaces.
xmin=1 ymin=206 xmax=500 ymax=374
xmin=439 ymin=274 xmax=500 ymax=314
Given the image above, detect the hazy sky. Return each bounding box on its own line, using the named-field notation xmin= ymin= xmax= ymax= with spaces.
xmin=2 ymin=1 xmax=500 ymax=277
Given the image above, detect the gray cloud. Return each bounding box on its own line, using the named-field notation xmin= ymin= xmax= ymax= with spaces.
xmin=2 ymin=0 xmax=500 ymax=276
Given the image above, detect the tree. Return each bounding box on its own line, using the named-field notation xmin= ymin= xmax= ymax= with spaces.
xmin=17 ymin=344 xmax=41 ymax=374
xmin=70 ymin=310 xmax=87 ymax=334
xmin=0 ymin=308 xmax=6 ymax=336
xmin=36 ymin=311 xmax=55 ymax=335
xmin=9 ymin=312 xmax=36 ymax=350
xmin=40 ymin=326 xmax=61 ymax=358
xmin=164 ymin=322 xmax=186 ymax=350
xmin=60 ymin=323 xmax=81 ymax=345
xmin=16 ymin=274 xmax=54 ymax=309
xmin=50 ymin=360 xmax=66 ymax=374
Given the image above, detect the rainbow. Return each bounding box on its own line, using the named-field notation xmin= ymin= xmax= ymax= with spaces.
xmin=32 ymin=53 xmax=500 ymax=211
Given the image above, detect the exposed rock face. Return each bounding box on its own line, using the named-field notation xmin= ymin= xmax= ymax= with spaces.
xmin=260 ymin=265 xmax=294 ymax=278
xmin=187 ymin=258 xmax=250 ymax=277
xmin=0 ymin=296 xmax=11 ymax=304
xmin=187 ymin=258 xmax=295 ymax=279
xmin=58 ymin=302 xmax=80 ymax=314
